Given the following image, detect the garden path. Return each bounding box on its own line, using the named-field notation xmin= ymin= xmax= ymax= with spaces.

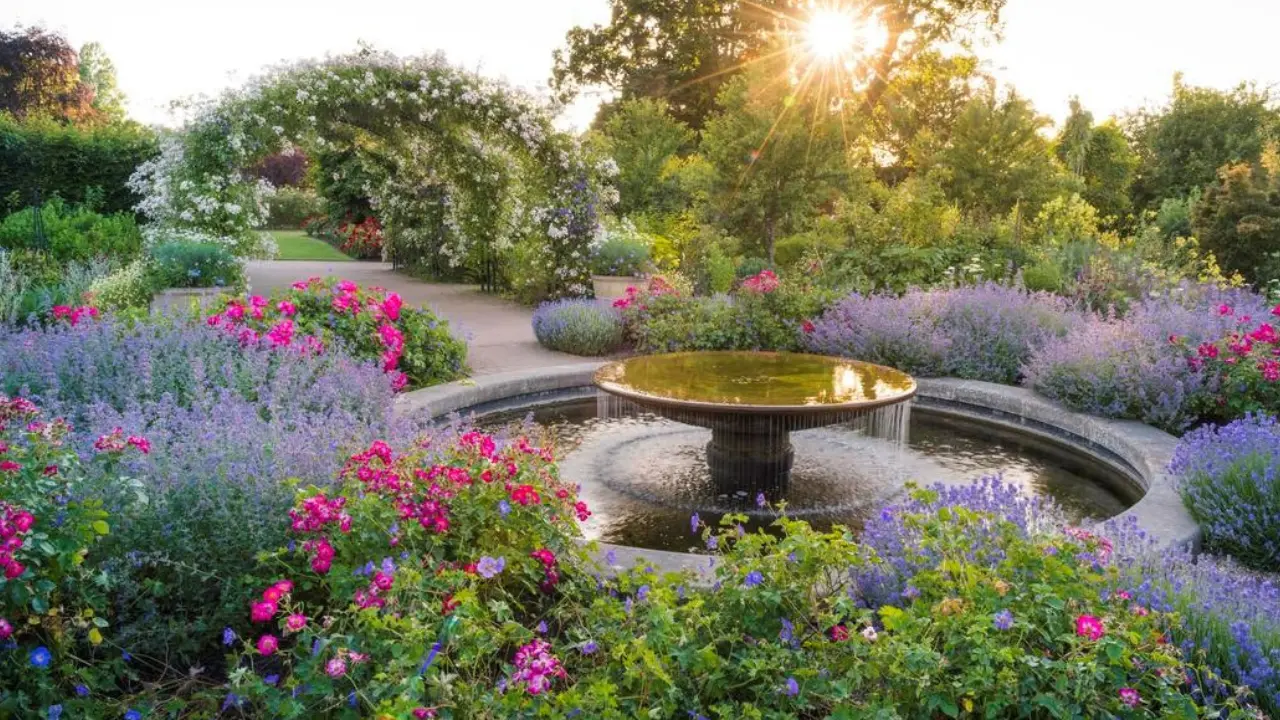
xmin=246 ymin=260 xmax=580 ymax=375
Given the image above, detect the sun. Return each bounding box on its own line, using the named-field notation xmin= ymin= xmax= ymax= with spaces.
xmin=803 ymin=6 xmax=887 ymax=63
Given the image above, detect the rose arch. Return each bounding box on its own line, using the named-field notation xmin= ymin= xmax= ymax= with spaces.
xmin=129 ymin=49 xmax=616 ymax=297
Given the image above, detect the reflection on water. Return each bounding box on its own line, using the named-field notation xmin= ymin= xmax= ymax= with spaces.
xmin=478 ymin=398 xmax=1136 ymax=554
xmin=594 ymin=351 xmax=916 ymax=407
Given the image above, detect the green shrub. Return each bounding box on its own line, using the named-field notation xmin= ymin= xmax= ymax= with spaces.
xmin=735 ymin=256 xmax=773 ymax=280
xmin=0 ymin=198 xmax=142 ymax=263
xmin=1022 ymin=261 xmax=1065 ymax=292
xmin=704 ymin=243 xmax=735 ymax=294
xmin=591 ymin=229 xmax=651 ymax=276
xmin=86 ymin=259 xmax=153 ymax=311
xmin=265 ymin=187 xmax=325 ymax=229
xmin=774 ymin=229 xmax=847 ymax=268
xmin=0 ymin=115 xmax=158 ymax=215
xmin=532 ymin=299 xmax=625 ymax=355
xmin=0 ymin=250 xmax=116 ymax=325
xmin=149 ymin=241 xmax=245 ymax=290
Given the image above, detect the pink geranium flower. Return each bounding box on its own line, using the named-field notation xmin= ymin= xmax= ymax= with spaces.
xmin=257 ymin=634 xmax=279 ymax=656
xmin=1075 ymin=614 xmax=1104 ymax=641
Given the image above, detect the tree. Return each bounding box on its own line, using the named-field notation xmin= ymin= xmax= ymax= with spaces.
xmin=78 ymin=42 xmax=126 ymax=121
xmin=594 ymin=98 xmax=695 ymax=215
xmin=1127 ymin=76 xmax=1279 ymax=212
xmin=931 ymin=88 xmax=1066 ymax=217
xmin=1053 ymin=99 xmax=1138 ymax=224
xmin=0 ymin=26 xmax=96 ymax=123
xmin=694 ymin=57 xmax=853 ymax=261
xmin=1191 ymin=147 xmax=1280 ymax=283
xmin=870 ymin=51 xmax=987 ymax=178
xmin=551 ymin=0 xmax=1007 ymax=129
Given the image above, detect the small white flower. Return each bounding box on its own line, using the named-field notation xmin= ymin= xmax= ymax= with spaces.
xmin=861 ymin=626 xmax=878 ymax=643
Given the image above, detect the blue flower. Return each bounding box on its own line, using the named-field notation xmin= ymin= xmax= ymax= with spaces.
xmin=706 ymin=535 xmax=718 ymax=550
xmin=690 ymin=513 xmax=700 ymax=534
xmin=605 ymin=549 xmax=617 ymax=566
xmin=47 ymin=705 xmax=62 ymax=720
xmin=29 ymin=646 xmax=51 ymax=668
xmin=783 ymin=677 xmax=799 ymax=696
xmin=636 ymin=584 xmax=650 ymax=602
xmin=222 ymin=627 xmax=236 ymax=646
xmin=348 ymin=691 xmax=357 ymax=707
xmin=993 ymin=609 xmax=1014 ymax=631
xmin=124 ymin=710 xmax=142 ymax=720
xmin=121 ymin=650 xmax=132 ymax=661
xmin=498 ymin=499 xmax=511 ymax=517
xmin=756 ymin=492 xmax=767 ymax=508
xmin=581 ymin=641 xmax=599 ymax=655
xmin=477 ymin=556 xmax=506 ymax=579
xmin=779 ymin=618 xmax=794 ymax=644
xmin=419 ymin=642 xmax=441 ymax=674
xmin=537 ymin=620 xmax=548 ymax=634
xmin=264 ymin=674 xmax=280 ymax=686
xmin=75 ymin=684 xmax=89 ymax=697
xmin=744 ymin=571 xmax=764 ymax=588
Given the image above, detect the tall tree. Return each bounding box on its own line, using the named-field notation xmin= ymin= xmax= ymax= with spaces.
xmin=1191 ymin=147 xmax=1280 ymax=283
xmin=0 ymin=26 xmax=96 ymax=123
xmin=594 ymin=98 xmax=696 ymax=215
xmin=1127 ymin=76 xmax=1279 ymax=212
xmin=551 ymin=0 xmax=1006 ymax=129
xmin=871 ymin=51 xmax=987 ymax=177
xmin=694 ymin=56 xmax=853 ymax=261
xmin=78 ymin=42 xmax=126 ymax=121
xmin=931 ymin=88 xmax=1065 ymax=217
xmin=1053 ymin=98 xmax=1138 ymax=223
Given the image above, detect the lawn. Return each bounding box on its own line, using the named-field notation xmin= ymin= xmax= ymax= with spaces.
xmin=270 ymin=229 xmax=352 ymax=261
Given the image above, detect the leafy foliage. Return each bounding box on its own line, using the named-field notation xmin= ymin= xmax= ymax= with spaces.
xmin=0 ymin=26 xmax=96 ymax=123
xmin=1192 ymin=149 xmax=1280 ymax=283
xmin=0 ymin=198 xmax=142 ymax=264
xmin=148 ymin=241 xmax=244 ymax=290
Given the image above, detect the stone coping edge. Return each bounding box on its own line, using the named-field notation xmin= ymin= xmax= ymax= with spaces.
xmin=397 ymin=364 xmax=1199 ymax=580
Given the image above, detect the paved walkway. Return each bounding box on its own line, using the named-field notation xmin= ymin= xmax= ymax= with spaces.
xmin=246 ymin=260 xmax=580 ymax=375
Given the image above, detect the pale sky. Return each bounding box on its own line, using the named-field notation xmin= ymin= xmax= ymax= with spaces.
xmin=9 ymin=0 xmax=1280 ymax=131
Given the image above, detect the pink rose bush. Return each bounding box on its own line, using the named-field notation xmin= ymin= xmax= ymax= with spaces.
xmin=207 ymin=277 xmax=467 ymax=389
xmin=0 ymin=395 xmax=142 ymax=713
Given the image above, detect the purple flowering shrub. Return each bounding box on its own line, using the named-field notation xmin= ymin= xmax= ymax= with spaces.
xmin=1170 ymin=415 xmax=1280 ymax=572
xmin=0 ymin=315 xmax=438 ymax=672
xmin=805 ymin=284 xmax=1083 ymax=384
xmin=1110 ymin=519 xmax=1280 ymax=714
xmin=532 ymin=298 xmax=624 ymax=356
xmin=1025 ymin=287 xmax=1270 ymax=432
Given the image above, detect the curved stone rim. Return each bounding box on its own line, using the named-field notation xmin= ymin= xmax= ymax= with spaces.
xmin=397 ymin=361 xmax=1200 ymax=578
xmin=595 ymin=351 xmax=918 ymax=416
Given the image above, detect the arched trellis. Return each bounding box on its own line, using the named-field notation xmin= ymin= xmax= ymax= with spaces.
xmin=129 ymin=49 xmax=617 ymax=297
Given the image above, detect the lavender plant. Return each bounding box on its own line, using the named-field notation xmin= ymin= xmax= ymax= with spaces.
xmin=1170 ymin=414 xmax=1280 ymax=572
xmin=805 ymin=284 xmax=1082 ymax=384
xmin=1025 ymin=287 xmax=1269 ymax=432
xmin=532 ymin=298 xmax=625 ymax=356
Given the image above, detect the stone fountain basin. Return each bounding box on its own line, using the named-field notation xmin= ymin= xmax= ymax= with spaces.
xmin=397 ymin=361 xmax=1199 ymax=580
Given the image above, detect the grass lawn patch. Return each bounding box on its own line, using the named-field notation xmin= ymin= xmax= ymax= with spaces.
xmin=270 ymin=229 xmax=352 ymax=261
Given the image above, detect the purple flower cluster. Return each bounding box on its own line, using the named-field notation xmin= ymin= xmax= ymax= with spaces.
xmin=0 ymin=316 xmax=438 ymax=665
xmin=854 ymin=476 xmax=1061 ymax=608
xmin=805 ymin=284 xmax=1082 ymax=384
xmin=1109 ymin=522 xmax=1280 ymax=713
xmin=1170 ymin=414 xmax=1280 ymax=571
xmin=532 ymin=299 xmax=624 ymax=356
xmin=1025 ymin=286 xmax=1269 ymax=432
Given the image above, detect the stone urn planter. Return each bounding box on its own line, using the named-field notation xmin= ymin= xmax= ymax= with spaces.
xmin=591 ymin=275 xmax=641 ymax=302
xmin=151 ymin=286 xmax=226 ymax=314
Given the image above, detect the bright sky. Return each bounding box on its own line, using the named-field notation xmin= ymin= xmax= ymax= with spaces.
xmin=9 ymin=0 xmax=1280 ymax=131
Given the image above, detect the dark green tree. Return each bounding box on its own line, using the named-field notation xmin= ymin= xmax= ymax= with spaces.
xmin=551 ymin=0 xmax=1006 ymax=129
xmin=1053 ymin=98 xmax=1138 ymax=224
xmin=594 ymin=98 xmax=696 ymax=215
xmin=1191 ymin=148 xmax=1280 ymax=283
xmin=931 ymin=88 xmax=1066 ymax=217
xmin=694 ymin=56 xmax=853 ymax=261
xmin=1128 ymin=76 xmax=1279 ymax=212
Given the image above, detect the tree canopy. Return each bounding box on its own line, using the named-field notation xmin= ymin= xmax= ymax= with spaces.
xmin=0 ymin=26 xmax=96 ymax=123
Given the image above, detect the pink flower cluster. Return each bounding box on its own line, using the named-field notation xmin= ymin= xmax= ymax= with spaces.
xmin=1189 ymin=304 xmax=1280 ymax=380
xmin=0 ymin=396 xmax=40 ymax=422
xmin=207 ymin=295 xmax=325 ymax=354
xmin=1075 ymin=614 xmax=1105 ymax=641
xmin=0 ymin=503 xmax=35 ymax=580
xmin=91 ymin=427 xmax=151 ymax=455
xmin=288 ymin=494 xmax=351 ymax=573
xmin=612 ymin=275 xmax=681 ymax=310
xmin=355 ymin=569 xmax=395 ymax=610
xmin=531 ymin=548 xmax=560 ymax=593
xmin=740 ymin=269 xmax=779 ymax=294
xmin=511 ymin=639 xmax=566 ymax=695
xmin=50 ymin=305 xmax=100 ymax=326
xmin=1064 ymin=526 xmax=1113 ymax=564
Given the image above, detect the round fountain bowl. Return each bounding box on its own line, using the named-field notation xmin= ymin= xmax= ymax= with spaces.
xmin=594 ymin=352 xmax=918 ymax=493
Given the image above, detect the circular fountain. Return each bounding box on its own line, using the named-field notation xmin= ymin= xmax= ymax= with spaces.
xmin=593 ymin=351 xmax=917 ymax=494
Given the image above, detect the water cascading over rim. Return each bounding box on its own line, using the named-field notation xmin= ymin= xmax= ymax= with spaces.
xmin=593 ymin=351 xmax=917 ymax=494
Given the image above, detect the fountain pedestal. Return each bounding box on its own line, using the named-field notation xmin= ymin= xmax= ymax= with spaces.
xmin=707 ymin=428 xmax=794 ymax=494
